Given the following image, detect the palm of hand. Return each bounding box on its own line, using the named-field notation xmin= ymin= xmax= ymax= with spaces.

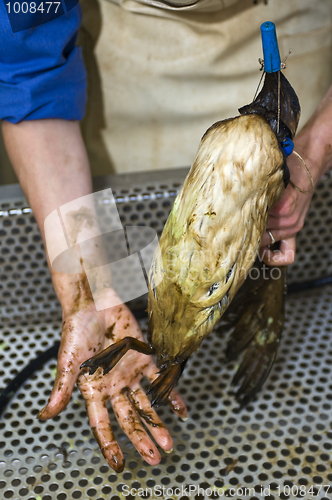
xmin=38 ymin=290 xmax=186 ymax=472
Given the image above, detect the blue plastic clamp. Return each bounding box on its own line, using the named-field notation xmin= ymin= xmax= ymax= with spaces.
xmin=281 ymin=137 xmax=294 ymax=157
xmin=260 ymin=21 xmax=281 ymax=73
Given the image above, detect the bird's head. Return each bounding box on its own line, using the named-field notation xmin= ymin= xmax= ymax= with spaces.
xmin=239 ymin=71 xmax=300 ymax=186
xmin=239 ymin=71 xmax=300 ymax=139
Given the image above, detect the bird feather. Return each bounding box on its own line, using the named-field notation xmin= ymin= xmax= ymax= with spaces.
xmin=148 ymin=114 xmax=285 ymax=366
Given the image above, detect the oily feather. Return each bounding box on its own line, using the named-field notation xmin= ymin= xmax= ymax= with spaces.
xmin=148 ymin=114 xmax=285 ymax=366
xmin=219 ymin=260 xmax=286 ymax=408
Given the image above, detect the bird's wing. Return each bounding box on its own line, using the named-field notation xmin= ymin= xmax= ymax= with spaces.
xmin=223 ymin=261 xmax=286 ymax=408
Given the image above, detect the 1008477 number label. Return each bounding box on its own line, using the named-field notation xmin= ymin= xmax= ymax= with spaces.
xmin=5 ymin=1 xmax=61 ymax=13
xmin=4 ymin=0 xmax=68 ymax=32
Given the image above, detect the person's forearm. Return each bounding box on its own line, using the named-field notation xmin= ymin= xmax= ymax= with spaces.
xmin=293 ymin=84 xmax=332 ymax=186
xmin=2 ymin=119 xmax=92 ymax=234
xmin=1 ymin=119 xmax=94 ymax=312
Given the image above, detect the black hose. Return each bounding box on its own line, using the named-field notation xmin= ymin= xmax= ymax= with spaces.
xmin=0 ymin=341 xmax=60 ymax=418
xmin=288 ymin=275 xmax=332 ymax=294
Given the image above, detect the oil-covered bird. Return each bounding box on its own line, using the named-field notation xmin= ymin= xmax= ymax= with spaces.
xmin=82 ymin=24 xmax=300 ymax=409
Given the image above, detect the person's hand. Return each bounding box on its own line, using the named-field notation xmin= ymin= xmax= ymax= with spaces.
xmin=259 ymin=152 xmax=314 ymax=266
xmin=38 ymin=281 xmax=187 ymax=472
xmin=260 ymin=95 xmax=332 ymax=267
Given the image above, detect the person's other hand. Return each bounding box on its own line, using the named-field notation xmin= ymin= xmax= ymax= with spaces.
xmin=260 ymin=107 xmax=332 ymax=266
xmin=259 ymin=154 xmax=314 ymax=266
xmin=38 ymin=282 xmax=187 ymax=472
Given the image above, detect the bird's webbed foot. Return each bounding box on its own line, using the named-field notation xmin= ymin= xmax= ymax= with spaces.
xmin=225 ymin=262 xmax=286 ymax=408
xmin=81 ymin=337 xmax=155 ymax=375
xmin=147 ymin=359 xmax=188 ymax=408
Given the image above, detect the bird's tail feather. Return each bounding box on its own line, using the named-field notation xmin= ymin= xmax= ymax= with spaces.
xmin=225 ymin=301 xmax=264 ymax=361
xmin=231 ymin=334 xmax=280 ymax=408
xmin=223 ymin=262 xmax=286 ymax=408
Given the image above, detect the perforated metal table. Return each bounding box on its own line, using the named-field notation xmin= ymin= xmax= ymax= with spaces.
xmin=0 ymin=168 xmax=332 ymax=500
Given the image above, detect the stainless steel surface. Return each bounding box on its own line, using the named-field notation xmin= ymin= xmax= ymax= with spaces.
xmin=0 ymin=168 xmax=332 ymax=500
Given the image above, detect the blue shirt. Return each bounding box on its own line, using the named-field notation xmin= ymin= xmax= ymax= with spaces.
xmin=0 ymin=3 xmax=87 ymax=122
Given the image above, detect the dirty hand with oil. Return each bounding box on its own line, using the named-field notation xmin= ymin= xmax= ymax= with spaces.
xmin=37 ymin=197 xmax=187 ymax=472
xmin=37 ymin=272 xmax=187 ymax=472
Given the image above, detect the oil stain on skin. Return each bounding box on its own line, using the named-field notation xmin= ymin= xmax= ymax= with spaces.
xmin=65 ymin=207 xmax=97 ymax=246
xmin=70 ymin=272 xmax=94 ymax=314
xmin=105 ymin=323 xmax=116 ymax=340
xmin=124 ymin=387 xmax=163 ymax=428
xmin=91 ymin=426 xmax=125 ymax=472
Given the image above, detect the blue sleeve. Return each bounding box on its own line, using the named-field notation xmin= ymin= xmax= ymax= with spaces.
xmin=0 ymin=4 xmax=87 ymax=123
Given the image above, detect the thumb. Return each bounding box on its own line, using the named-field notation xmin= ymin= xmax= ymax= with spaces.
xmin=260 ymin=236 xmax=296 ymax=266
xmin=37 ymin=347 xmax=80 ymax=420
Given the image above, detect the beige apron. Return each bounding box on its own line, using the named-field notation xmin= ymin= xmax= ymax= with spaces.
xmin=0 ymin=0 xmax=332 ymax=183
xmin=77 ymin=0 xmax=332 ymax=177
